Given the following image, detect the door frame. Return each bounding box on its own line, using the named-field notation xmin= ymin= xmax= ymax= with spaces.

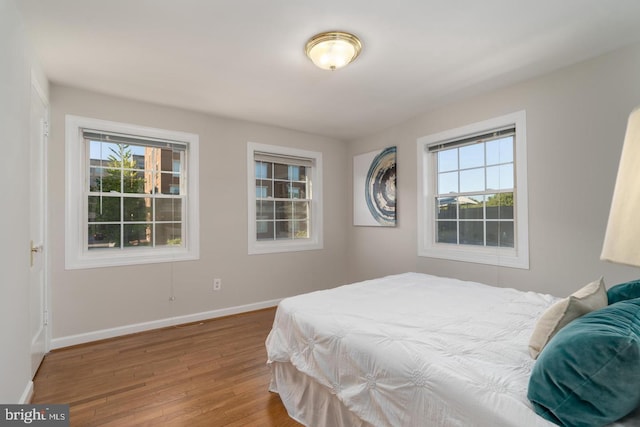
xmin=30 ymin=71 xmax=50 ymax=361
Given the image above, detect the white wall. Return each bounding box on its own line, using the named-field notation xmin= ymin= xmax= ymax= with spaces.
xmin=346 ymin=42 xmax=640 ymax=296
xmin=0 ymin=0 xmax=48 ymax=403
xmin=48 ymin=85 xmax=349 ymax=344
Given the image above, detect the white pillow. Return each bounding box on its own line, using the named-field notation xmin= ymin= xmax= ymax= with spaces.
xmin=528 ymin=277 xmax=607 ymax=359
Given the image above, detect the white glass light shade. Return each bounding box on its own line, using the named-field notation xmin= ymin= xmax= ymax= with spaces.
xmin=305 ymin=31 xmax=362 ymax=71
xmin=601 ymin=106 xmax=640 ymax=267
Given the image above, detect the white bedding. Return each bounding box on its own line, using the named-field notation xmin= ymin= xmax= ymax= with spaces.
xmin=267 ymin=272 xmax=562 ymax=426
xmin=266 ymin=273 xmax=640 ymax=426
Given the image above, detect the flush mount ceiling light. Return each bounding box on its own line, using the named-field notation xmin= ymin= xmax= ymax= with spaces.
xmin=305 ymin=31 xmax=362 ymax=71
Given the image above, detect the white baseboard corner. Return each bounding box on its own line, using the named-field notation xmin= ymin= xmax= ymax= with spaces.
xmin=20 ymin=381 xmax=34 ymax=404
xmin=51 ymin=298 xmax=281 ymax=350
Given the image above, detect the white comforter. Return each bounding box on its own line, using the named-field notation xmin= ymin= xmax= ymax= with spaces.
xmin=266 ymin=272 xmax=560 ymax=427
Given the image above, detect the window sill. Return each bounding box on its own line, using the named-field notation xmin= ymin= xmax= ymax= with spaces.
xmin=418 ymin=243 xmax=529 ymax=269
xmin=65 ymin=247 xmax=198 ymax=270
xmin=248 ymin=239 xmax=322 ymax=255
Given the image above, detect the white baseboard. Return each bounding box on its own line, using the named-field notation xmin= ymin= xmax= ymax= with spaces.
xmin=19 ymin=381 xmax=33 ymax=404
xmin=51 ymin=298 xmax=281 ymax=349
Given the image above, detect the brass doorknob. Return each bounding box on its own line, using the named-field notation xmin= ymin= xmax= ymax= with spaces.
xmin=30 ymin=240 xmax=43 ymax=266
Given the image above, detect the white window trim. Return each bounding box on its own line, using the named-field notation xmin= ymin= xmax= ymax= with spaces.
xmin=65 ymin=115 xmax=200 ymax=269
xmin=247 ymin=142 xmax=323 ymax=254
xmin=417 ymin=110 xmax=529 ymax=269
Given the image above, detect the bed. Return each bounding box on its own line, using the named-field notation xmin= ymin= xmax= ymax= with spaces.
xmin=265 ymin=272 xmax=640 ymax=427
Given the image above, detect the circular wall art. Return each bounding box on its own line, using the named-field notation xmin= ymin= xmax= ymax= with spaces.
xmin=365 ymin=146 xmax=396 ymax=226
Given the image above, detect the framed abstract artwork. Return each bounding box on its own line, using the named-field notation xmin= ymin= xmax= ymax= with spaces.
xmin=353 ymin=146 xmax=397 ymax=226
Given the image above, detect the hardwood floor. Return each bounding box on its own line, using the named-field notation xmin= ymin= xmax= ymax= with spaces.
xmin=32 ymin=308 xmax=302 ymax=427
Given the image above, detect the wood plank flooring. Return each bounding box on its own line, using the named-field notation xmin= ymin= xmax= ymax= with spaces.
xmin=32 ymin=308 xmax=302 ymax=427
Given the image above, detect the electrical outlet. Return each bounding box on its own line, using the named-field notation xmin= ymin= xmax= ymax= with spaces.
xmin=213 ymin=278 xmax=222 ymax=291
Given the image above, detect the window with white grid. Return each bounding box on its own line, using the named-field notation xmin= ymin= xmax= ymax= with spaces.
xmin=247 ymin=142 xmax=323 ymax=254
xmin=66 ymin=115 xmax=199 ymax=269
xmin=417 ymin=111 xmax=529 ymax=268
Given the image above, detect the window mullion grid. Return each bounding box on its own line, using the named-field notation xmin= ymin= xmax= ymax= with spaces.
xmin=419 ymin=112 xmax=525 ymax=266
xmin=249 ymin=143 xmax=321 ymax=252
xmin=72 ymin=116 xmax=198 ymax=267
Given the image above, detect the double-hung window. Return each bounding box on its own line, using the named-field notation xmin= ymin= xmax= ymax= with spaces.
xmin=247 ymin=142 xmax=323 ymax=254
xmin=417 ymin=111 xmax=529 ymax=268
xmin=65 ymin=115 xmax=199 ymax=269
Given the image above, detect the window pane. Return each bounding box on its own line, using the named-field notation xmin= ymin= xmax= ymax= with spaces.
xmin=88 ymin=196 xmax=121 ymax=222
xmin=274 ymin=181 xmax=289 ymax=198
xmin=156 ymin=222 xmax=182 ymax=247
xmin=459 ymin=143 xmax=484 ymax=169
xmin=124 ymin=197 xmax=151 ymax=222
xmin=486 ymin=221 xmax=514 ymax=247
xmin=156 ymin=198 xmax=182 ymax=221
xmin=158 ymin=148 xmax=177 ymax=172
xmin=136 ymin=146 xmax=157 ymax=171
xmin=292 ymin=220 xmax=308 ymax=239
xmin=256 ymin=161 xmax=272 ymax=179
xmin=275 ymin=201 xmax=291 ymax=220
xmin=100 ymin=169 xmax=122 ymax=193
xmin=157 ymin=172 xmax=180 ymax=195
xmin=89 ymin=141 xmax=120 ymax=162
xmin=256 ymin=180 xmax=272 ymax=198
xmin=486 ymin=164 xmax=513 ymax=190
xmin=293 ymin=166 xmax=308 ymax=181
xmin=108 ymin=144 xmax=141 ymax=170
xmin=124 ymin=224 xmax=151 ymax=247
xmin=459 ymin=221 xmax=484 ymax=245
xmin=438 ymin=149 xmax=457 ymax=172
xmin=88 ymin=166 xmax=106 ymax=192
xmin=486 ymin=137 xmax=513 ymax=165
xmin=459 ymin=196 xmax=483 ymax=219
xmin=292 ymin=201 xmax=308 ymax=219
xmin=486 ymin=193 xmax=514 ymax=219
xmin=88 ymin=140 xmax=102 ymax=161
xmin=288 ymin=166 xmax=298 ymax=181
xmin=256 ymin=200 xmax=274 ymax=220
xmin=438 ymin=171 xmax=458 ymax=194
xmin=274 ymin=163 xmax=289 ymax=180
xmin=172 ymin=157 xmax=181 ymax=176
xmin=459 ymin=168 xmax=484 ymax=192
xmin=436 ymin=197 xmax=457 ymax=220
xmin=290 ymin=182 xmax=307 ymax=199
xmin=145 ymin=172 xmax=157 ymax=194
xmin=256 ymin=221 xmax=274 ymax=240
xmin=436 ymin=221 xmax=457 ymax=244
xmin=122 ymin=170 xmax=146 ymax=194
xmin=275 ymin=221 xmax=292 ymax=239
xmin=88 ymin=224 xmax=120 ymax=249
xmin=128 ymin=145 xmax=146 ymax=169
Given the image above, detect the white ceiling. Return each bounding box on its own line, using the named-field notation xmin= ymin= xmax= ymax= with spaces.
xmin=17 ymin=0 xmax=640 ymax=140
